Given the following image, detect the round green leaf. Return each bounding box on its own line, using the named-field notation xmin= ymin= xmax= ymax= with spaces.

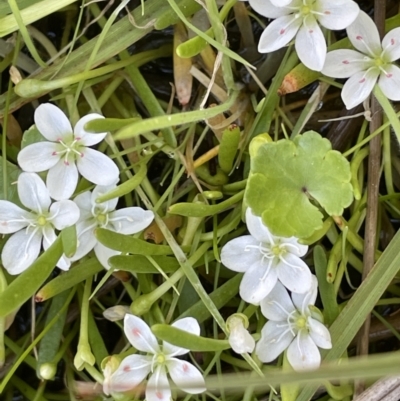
xmin=245 ymin=131 xmax=353 ymax=238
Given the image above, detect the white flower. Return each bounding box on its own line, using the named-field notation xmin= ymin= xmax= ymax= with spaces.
xmin=18 ymin=103 xmax=119 ymax=201
xmin=0 ymin=172 xmax=80 ymax=274
xmin=220 ymin=209 xmax=312 ymax=305
xmin=248 ymin=0 xmax=359 ymax=71
xmin=255 ymin=277 xmax=332 ymax=371
xmin=322 ymin=11 xmax=400 ymax=109
xmin=71 ymin=183 xmax=154 ymax=269
xmin=227 ymin=314 xmax=255 ymax=354
xmin=104 ymin=314 xmax=206 ymax=400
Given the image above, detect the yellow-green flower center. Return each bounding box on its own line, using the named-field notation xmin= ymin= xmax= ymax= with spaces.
xmin=271 ymin=245 xmax=284 ymax=257
xmin=156 ymin=354 xmax=165 ymax=364
xmin=37 ymin=215 xmax=47 ymax=226
xmin=301 ymin=5 xmax=311 ymax=14
xmin=96 ymin=213 xmax=107 ymax=225
xmin=296 ymin=317 xmax=307 ymax=329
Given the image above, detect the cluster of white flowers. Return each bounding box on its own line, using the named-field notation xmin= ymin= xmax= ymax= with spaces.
xmin=0 ymin=103 xmax=154 ymax=274
xmin=221 ymin=209 xmax=332 ymax=371
xmin=242 ymin=1 xmax=400 ymax=109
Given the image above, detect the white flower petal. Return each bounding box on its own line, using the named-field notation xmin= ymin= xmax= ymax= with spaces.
xmin=221 ymin=235 xmax=262 ymax=273
xmin=94 ymin=242 xmax=120 ymax=270
xmin=347 ymin=11 xmax=381 ymax=56
xmin=308 ymin=317 xmax=332 ymax=349
xmin=291 ymin=275 xmax=318 ymax=312
xmin=49 ymin=200 xmax=80 ymax=229
xmin=2 ymin=229 xmax=42 ymax=275
xmin=295 ymin=18 xmax=326 ymax=71
xmin=239 ymin=259 xmax=278 ymax=305
xmin=168 ymin=359 xmax=206 ymax=394
xmin=73 ymin=191 xmax=93 ymax=221
xmin=315 ymin=0 xmax=359 ymax=30
xmin=18 ymin=172 xmax=51 ymax=213
xmin=260 ymin=280 xmax=295 ymax=321
xmin=245 ymin=208 xmax=275 ymax=244
xmin=47 ymin=159 xmax=79 ymax=201
xmin=276 ymin=253 xmax=312 ymax=293
xmin=108 ymin=354 xmax=152 ymax=394
xmin=163 ymin=317 xmax=201 ymax=357
xmin=0 ymin=201 xmax=32 ymax=233
xmin=42 ymin=225 xmax=56 ymax=250
xmin=382 ymin=28 xmax=400 ymax=62
xmin=322 ymin=49 xmax=372 ymax=78
xmin=108 ymin=208 xmax=154 ymax=235
xmin=146 ymin=366 xmax=171 ymax=401
xmin=55 ymin=254 xmax=71 ymax=271
xmin=34 ymin=103 xmax=73 ymax=141
xmin=248 ymin=0 xmax=292 ymax=18
xmin=229 ymin=324 xmax=255 ymax=354
xmin=341 ymin=68 xmax=379 ymax=109
xmin=77 ymin=148 xmax=119 ymax=186
xmin=270 ymin=0 xmax=292 ymax=6
xmin=74 ymin=114 xmax=107 ymax=146
xmin=287 ymin=331 xmax=321 ymax=371
xmin=124 ymin=314 xmax=159 ymax=353
xmin=70 ymin=220 xmax=97 ymax=261
xmin=255 ymin=321 xmax=294 ymax=363
xmin=378 ymin=64 xmax=400 ymax=101
xmin=258 ymin=15 xmax=302 ymax=53
xmin=92 ymin=184 xmax=119 ymax=213
xmin=18 ymin=142 xmax=60 ymax=172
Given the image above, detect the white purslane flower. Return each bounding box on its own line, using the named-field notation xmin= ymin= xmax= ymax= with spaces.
xmin=247 ymin=0 xmax=359 ymax=71
xmin=220 ymin=208 xmax=312 ymax=305
xmin=227 ymin=314 xmax=255 ymax=354
xmin=322 ymin=11 xmax=400 ymax=109
xmin=71 ymin=183 xmax=154 ymax=269
xmin=18 ymin=103 xmax=119 ymax=201
xmin=255 ymin=276 xmax=332 ymax=371
xmin=104 ymin=314 xmax=206 ymax=400
xmin=0 ymin=172 xmax=80 ymax=274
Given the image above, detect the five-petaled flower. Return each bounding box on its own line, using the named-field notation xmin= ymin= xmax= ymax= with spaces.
xmin=248 ymin=0 xmax=359 ymax=71
xmin=103 ymin=314 xmax=206 ymax=400
xmin=71 ymin=183 xmax=154 ymax=269
xmin=322 ymin=11 xmax=400 ymax=109
xmin=18 ymin=103 xmax=119 ymax=201
xmin=255 ymin=276 xmax=332 ymax=371
xmin=220 ymin=208 xmax=312 ymax=305
xmin=0 ymin=172 xmax=80 ymax=274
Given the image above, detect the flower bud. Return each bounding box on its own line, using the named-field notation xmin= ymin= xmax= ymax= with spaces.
xmin=39 ymin=362 xmax=57 ymax=380
xmin=74 ymin=343 xmax=96 ymax=371
xmin=226 ymin=314 xmax=255 ymax=354
xmin=103 ymin=305 xmax=130 ymax=322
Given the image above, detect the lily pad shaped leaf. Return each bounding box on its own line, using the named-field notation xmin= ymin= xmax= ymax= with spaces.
xmin=245 ymin=131 xmax=353 ymax=238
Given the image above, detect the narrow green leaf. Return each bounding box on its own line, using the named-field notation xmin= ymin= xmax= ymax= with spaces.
xmin=314 ymin=246 xmax=340 ymax=326
xmin=37 ymin=290 xmax=70 ymax=379
xmin=0 ymin=236 xmax=63 ymax=317
xmin=168 ymin=191 xmax=244 ymax=217
xmin=178 ymin=274 xmax=241 ymax=323
xmin=218 ymin=125 xmax=241 ymax=174
xmin=95 ymin=163 xmax=147 ymax=203
xmin=35 ymin=258 xmax=103 ymax=302
xmin=61 ymin=225 xmax=77 ymax=258
xmin=151 ymin=324 xmax=230 ymax=351
xmin=95 ymin=228 xmax=184 ymax=255
xmin=109 ymin=255 xmax=180 ymax=273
